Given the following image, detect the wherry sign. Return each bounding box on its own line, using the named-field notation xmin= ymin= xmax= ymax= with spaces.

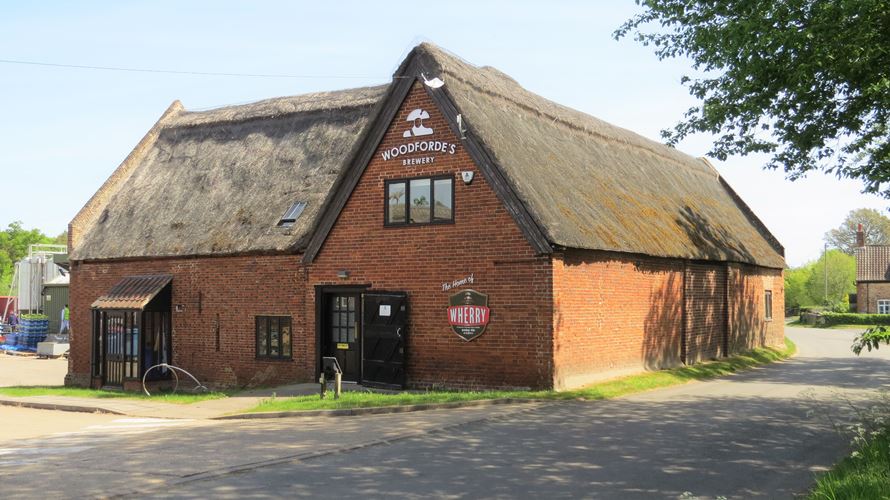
xmin=447 ymin=289 xmax=490 ymax=342
xmin=381 ymin=108 xmax=458 ymax=165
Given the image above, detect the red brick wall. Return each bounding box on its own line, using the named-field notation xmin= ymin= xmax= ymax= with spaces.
xmin=728 ymin=264 xmax=784 ymax=350
xmin=66 ymin=255 xmax=312 ymax=388
xmin=857 ymin=282 xmax=890 ymax=313
xmin=552 ymin=251 xmax=684 ymax=389
xmin=684 ymin=263 xmax=727 ymax=363
xmin=552 ymin=249 xmax=783 ymax=390
xmin=309 ymin=82 xmax=554 ymax=390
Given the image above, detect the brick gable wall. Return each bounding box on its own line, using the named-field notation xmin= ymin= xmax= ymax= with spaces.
xmin=309 ymin=82 xmax=554 ymax=390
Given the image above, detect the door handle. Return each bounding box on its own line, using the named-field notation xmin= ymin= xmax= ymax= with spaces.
xmin=395 ymin=327 xmax=402 ymax=339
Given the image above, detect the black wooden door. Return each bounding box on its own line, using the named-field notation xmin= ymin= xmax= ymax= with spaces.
xmin=362 ymin=292 xmax=408 ymax=389
xmin=323 ymin=293 xmax=361 ymax=382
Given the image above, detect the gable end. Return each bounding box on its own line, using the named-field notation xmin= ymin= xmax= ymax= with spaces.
xmin=302 ymin=57 xmax=552 ymax=263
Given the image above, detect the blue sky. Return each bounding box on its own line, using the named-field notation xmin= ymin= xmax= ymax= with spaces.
xmin=1 ymin=1 xmax=885 ymax=266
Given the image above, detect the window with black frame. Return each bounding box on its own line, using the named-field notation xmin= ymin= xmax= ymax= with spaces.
xmin=386 ymin=175 xmax=453 ymax=226
xmin=256 ymin=316 xmax=292 ymax=359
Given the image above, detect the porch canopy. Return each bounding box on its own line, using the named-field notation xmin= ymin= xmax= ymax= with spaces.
xmin=91 ymin=274 xmax=172 ymax=309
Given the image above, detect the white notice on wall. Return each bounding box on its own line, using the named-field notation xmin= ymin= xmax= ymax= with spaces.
xmin=379 ymin=305 xmax=391 ymax=317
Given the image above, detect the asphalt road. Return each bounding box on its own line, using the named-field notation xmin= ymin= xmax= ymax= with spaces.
xmin=0 ymin=355 xmax=68 ymax=386
xmin=2 ymin=325 xmax=888 ymax=499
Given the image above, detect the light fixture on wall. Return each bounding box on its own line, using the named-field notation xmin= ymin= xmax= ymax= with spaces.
xmin=337 ymin=269 xmax=350 ymax=280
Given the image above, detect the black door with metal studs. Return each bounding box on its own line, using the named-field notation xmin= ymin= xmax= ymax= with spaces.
xmin=362 ymin=292 xmax=408 ymax=389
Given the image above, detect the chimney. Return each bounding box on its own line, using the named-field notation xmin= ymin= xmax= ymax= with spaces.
xmin=856 ymin=223 xmax=866 ymax=247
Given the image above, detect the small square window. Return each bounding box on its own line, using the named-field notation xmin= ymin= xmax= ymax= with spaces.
xmin=256 ymin=316 xmax=292 ymax=359
xmin=878 ymin=300 xmax=890 ymax=314
xmin=278 ymin=202 xmax=307 ymax=227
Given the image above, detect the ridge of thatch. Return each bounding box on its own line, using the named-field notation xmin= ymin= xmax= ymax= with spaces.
xmin=71 ymin=85 xmax=388 ymax=261
xmin=170 ymin=87 xmax=384 ymax=128
xmin=407 ymin=43 xmax=785 ymax=268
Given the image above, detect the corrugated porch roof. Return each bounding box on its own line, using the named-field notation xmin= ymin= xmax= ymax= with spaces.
xmin=91 ymin=274 xmax=172 ymax=309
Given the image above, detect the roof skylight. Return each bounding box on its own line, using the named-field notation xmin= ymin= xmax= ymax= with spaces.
xmin=278 ymin=201 xmax=307 ymax=227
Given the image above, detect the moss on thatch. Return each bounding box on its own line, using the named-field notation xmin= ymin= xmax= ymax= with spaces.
xmin=406 ymin=43 xmax=784 ymax=268
xmin=72 ymin=86 xmax=387 ymax=260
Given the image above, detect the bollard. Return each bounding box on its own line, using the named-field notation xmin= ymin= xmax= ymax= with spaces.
xmin=319 ymin=373 xmax=327 ymax=399
xmin=334 ymin=372 xmax=342 ymax=399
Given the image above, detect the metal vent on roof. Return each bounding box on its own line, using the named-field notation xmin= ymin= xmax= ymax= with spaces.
xmin=278 ymin=201 xmax=307 ymax=227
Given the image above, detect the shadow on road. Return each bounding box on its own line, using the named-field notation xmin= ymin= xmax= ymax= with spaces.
xmin=720 ymin=353 xmax=890 ymax=390
xmin=4 ymin=384 xmax=878 ymax=499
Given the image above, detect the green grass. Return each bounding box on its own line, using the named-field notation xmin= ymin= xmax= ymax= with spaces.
xmin=809 ymin=426 xmax=890 ymax=499
xmin=247 ymin=337 xmax=796 ymax=413
xmin=0 ymin=386 xmax=228 ymax=404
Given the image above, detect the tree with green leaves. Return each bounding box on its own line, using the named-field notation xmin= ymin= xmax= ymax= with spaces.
xmin=852 ymin=326 xmax=890 ymax=354
xmin=0 ymin=222 xmax=64 ymax=292
xmin=616 ymin=1 xmax=890 ymax=197
xmin=824 ymin=208 xmax=890 ymax=253
xmin=784 ymin=265 xmax=814 ymax=309
xmin=805 ymin=249 xmax=856 ymax=309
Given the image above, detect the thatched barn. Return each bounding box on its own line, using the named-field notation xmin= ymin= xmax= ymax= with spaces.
xmin=67 ymin=43 xmax=784 ymax=391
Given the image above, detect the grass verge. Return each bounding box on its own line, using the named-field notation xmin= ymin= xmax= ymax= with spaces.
xmin=789 ymin=321 xmax=877 ymax=331
xmin=809 ymin=425 xmax=890 ymax=499
xmin=0 ymin=386 xmax=228 ymax=404
xmin=247 ymin=337 xmax=796 ymax=413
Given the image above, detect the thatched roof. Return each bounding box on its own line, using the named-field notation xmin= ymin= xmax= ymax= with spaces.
xmin=404 ymin=43 xmax=785 ymax=268
xmin=74 ymin=43 xmax=783 ymax=269
xmin=855 ymin=246 xmax=890 ymax=282
xmin=72 ymin=86 xmax=387 ymax=260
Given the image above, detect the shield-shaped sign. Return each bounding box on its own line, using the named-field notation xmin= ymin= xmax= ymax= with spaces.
xmin=447 ymin=289 xmax=490 ymax=341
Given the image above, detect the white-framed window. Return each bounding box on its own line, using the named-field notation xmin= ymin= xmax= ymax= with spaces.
xmin=878 ymin=300 xmax=890 ymax=314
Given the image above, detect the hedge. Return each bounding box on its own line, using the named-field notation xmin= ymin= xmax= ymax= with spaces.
xmin=820 ymin=312 xmax=890 ymax=326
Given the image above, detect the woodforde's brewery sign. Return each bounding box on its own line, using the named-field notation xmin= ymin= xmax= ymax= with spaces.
xmin=381 ymin=108 xmax=458 ymax=166
xmin=448 ymin=289 xmax=490 ymax=341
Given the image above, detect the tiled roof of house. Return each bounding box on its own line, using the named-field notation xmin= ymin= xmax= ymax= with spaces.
xmin=855 ymin=246 xmax=890 ymax=282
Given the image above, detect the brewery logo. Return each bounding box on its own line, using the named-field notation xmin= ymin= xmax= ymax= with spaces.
xmin=380 ymin=107 xmax=458 ymax=164
xmin=447 ymin=289 xmax=490 ymax=342
xmin=403 ymin=108 xmax=433 ymax=137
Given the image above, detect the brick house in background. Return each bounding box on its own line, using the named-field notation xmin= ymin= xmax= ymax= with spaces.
xmin=66 ymin=43 xmax=785 ymax=392
xmin=854 ymin=224 xmax=890 ymax=313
